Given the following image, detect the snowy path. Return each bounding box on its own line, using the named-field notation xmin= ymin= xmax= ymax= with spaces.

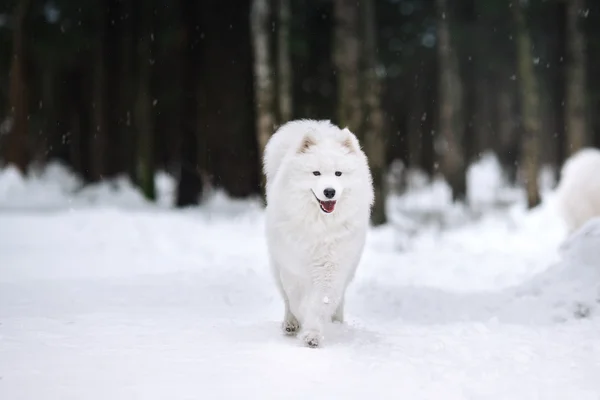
xmin=1 ymin=205 xmax=599 ymax=399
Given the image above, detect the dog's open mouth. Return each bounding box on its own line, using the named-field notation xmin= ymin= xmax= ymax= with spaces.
xmin=319 ymin=200 xmax=336 ymax=213
xmin=312 ymin=191 xmax=336 ymax=213
xmin=313 ymin=192 xmax=336 ymax=214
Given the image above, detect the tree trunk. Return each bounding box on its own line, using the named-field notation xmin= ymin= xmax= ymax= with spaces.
xmin=90 ymin=1 xmax=109 ymax=181
xmin=251 ymin=0 xmax=276 ymax=164
xmin=471 ymin=3 xmax=492 ymax=159
xmin=422 ymin=60 xmax=437 ymax=177
xmin=497 ymin=82 xmax=519 ymax=184
xmin=407 ymin=75 xmax=424 ymax=169
xmin=565 ymin=0 xmax=588 ymax=155
xmin=66 ymin=68 xmax=92 ymax=181
xmin=176 ymin=0 xmax=203 ymax=207
xmin=118 ymin=0 xmax=135 ymax=179
xmin=294 ymin=1 xmax=336 ymax=121
xmin=133 ymin=0 xmax=156 ymax=200
xmin=555 ymin=1 xmax=567 ymax=180
xmin=200 ymin=0 xmax=259 ymax=198
xmin=435 ymin=0 xmax=466 ymax=202
xmin=513 ymin=1 xmax=541 ymax=209
xmin=41 ymin=68 xmax=63 ymax=162
xmin=277 ymin=0 xmax=292 ymax=123
xmin=333 ymin=0 xmax=362 ymax=135
xmin=361 ymin=0 xmax=386 ymax=226
xmin=4 ymin=0 xmax=32 ymax=173
xmin=474 ymin=77 xmax=494 ymax=156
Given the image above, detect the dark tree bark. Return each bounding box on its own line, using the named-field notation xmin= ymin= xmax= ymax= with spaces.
xmin=133 ymin=0 xmax=156 ymax=200
xmin=422 ymin=61 xmax=437 ymax=178
xmin=200 ymin=0 xmax=259 ymax=198
xmin=117 ymin=0 xmax=135 ymax=179
xmin=76 ymin=0 xmax=127 ymax=180
xmin=251 ymin=0 xmax=276 ymax=162
xmin=565 ymin=0 xmax=589 ymax=155
xmin=295 ymin=1 xmax=336 ymax=120
xmin=90 ymin=0 xmax=114 ymax=181
xmin=407 ymin=65 xmax=425 ymax=170
xmin=436 ymin=0 xmax=466 ymax=202
xmin=333 ymin=0 xmax=362 ymax=135
xmin=66 ymin=67 xmax=92 ymax=181
xmin=4 ymin=0 xmax=32 ymax=173
xmin=41 ymin=68 xmax=62 ymax=163
xmin=555 ymin=1 xmax=567 ymax=178
xmin=277 ymin=0 xmax=292 ymax=123
xmin=176 ymin=0 xmax=204 ymax=207
xmin=513 ymin=0 xmax=541 ymax=209
xmin=362 ymin=0 xmax=387 ymax=225
xmin=496 ymin=81 xmax=519 ymax=185
xmin=461 ymin=0 xmax=479 ymax=163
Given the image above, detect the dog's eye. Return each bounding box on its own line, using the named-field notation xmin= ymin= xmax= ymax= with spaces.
xmin=312 ymin=171 xmax=321 ymax=176
xmin=335 ymin=171 xmax=342 ymax=177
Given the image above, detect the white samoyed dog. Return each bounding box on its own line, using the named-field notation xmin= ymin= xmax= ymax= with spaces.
xmin=263 ymin=119 xmax=374 ymax=348
xmin=555 ymin=147 xmax=600 ymax=234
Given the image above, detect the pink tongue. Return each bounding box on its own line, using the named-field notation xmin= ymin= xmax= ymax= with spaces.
xmin=320 ymin=200 xmax=336 ymax=213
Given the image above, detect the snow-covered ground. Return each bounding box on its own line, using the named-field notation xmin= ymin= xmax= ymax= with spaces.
xmin=1 ymin=161 xmax=599 ymax=400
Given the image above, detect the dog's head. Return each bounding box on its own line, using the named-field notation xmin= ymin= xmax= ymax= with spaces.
xmin=288 ymin=125 xmax=373 ymax=216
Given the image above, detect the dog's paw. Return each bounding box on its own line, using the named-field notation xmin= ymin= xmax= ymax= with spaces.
xmin=282 ymin=318 xmax=300 ymax=336
xmin=301 ymin=330 xmax=322 ymax=348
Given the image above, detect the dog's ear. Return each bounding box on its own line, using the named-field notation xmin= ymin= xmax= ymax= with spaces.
xmin=341 ymin=128 xmax=357 ymax=153
xmin=298 ymin=134 xmax=317 ymax=153
xmin=341 ymin=137 xmax=356 ymax=153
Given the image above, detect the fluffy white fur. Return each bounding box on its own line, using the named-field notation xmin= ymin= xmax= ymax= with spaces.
xmin=555 ymin=147 xmax=600 ymax=234
xmin=263 ymin=119 xmax=374 ymax=348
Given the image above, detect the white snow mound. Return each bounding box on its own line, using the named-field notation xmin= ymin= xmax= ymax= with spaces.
xmin=1 ymin=162 xmax=599 ymax=399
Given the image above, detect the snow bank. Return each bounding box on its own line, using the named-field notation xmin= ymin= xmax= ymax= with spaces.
xmin=1 ymin=164 xmax=598 ymax=399
xmin=0 ymin=162 xmax=263 ymax=216
xmin=388 ymin=153 xmax=524 ymax=249
xmin=514 ymin=216 xmax=600 ymax=321
xmin=387 ymin=153 xmax=565 ymax=252
xmin=0 ymin=162 xmax=151 ymax=210
xmin=0 ymin=163 xmax=81 ymax=209
xmin=391 ymin=152 xmax=520 ymax=215
xmin=467 ymin=152 xmax=508 ymax=209
xmin=357 ymin=206 xmax=598 ymax=326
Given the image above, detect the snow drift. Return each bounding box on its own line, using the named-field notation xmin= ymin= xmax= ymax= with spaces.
xmin=1 ymin=160 xmax=599 ymax=399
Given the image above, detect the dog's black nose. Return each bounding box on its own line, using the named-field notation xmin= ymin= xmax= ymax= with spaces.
xmin=323 ymin=188 xmax=336 ymax=199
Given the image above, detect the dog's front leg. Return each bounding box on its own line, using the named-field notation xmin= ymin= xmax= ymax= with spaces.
xmin=282 ymin=296 xmax=300 ymax=335
xmin=301 ymin=292 xmax=339 ymax=348
xmin=300 ymin=262 xmax=342 ymax=348
xmin=332 ymin=296 xmax=344 ymax=323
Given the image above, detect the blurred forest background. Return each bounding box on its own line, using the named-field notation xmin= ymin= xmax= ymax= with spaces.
xmin=0 ymin=0 xmax=598 ymax=225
